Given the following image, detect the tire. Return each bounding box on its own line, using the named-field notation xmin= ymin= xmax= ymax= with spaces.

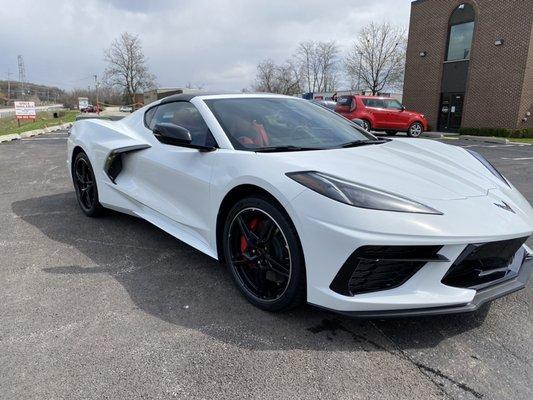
xmin=223 ymin=196 xmax=306 ymax=311
xmin=72 ymin=152 xmax=104 ymax=217
xmin=361 ymin=119 xmax=371 ymax=132
xmin=385 ymin=130 xmax=398 ymax=136
xmin=407 ymin=122 xmax=423 ymax=138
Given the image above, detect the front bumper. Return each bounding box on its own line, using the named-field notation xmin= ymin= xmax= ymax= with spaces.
xmin=315 ymin=256 xmax=532 ymax=317
xmin=290 ymin=187 xmax=533 ymax=314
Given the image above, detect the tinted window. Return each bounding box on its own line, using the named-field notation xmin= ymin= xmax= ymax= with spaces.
xmin=447 ymin=21 xmax=474 ymax=61
xmin=147 ymin=102 xmax=216 ymax=147
xmin=205 ymin=98 xmax=375 ymax=151
xmin=383 ymin=99 xmax=403 ymax=110
xmin=337 ymin=96 xmax=353 ymax=107
xmin=362 ymin=98 xmax=385 ymax=108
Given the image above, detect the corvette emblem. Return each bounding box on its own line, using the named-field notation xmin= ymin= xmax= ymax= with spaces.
xmin=494 ymin=201 xmax=515 ymax=213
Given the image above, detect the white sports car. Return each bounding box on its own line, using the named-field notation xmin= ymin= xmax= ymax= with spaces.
xmin=67 ymin=93 xmax=533 ymax=316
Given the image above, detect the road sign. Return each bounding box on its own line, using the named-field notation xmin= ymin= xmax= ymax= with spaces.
xmin=14 ymin=101 xmax=36 ymax=120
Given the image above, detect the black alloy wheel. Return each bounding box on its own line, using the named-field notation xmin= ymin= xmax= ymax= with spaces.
xmin=73 ymin=152 xmax=103 ymax=217
xmin=223 ymin=196 xmax=305 ymax=311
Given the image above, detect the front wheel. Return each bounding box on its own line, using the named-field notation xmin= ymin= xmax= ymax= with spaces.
xmin=407 ymin=122 xmax=423 ymax=137
xmin=72 ymin=152 xmax=103 ymax=217
xmin=223 ymin=196 xmax=306 ymax=311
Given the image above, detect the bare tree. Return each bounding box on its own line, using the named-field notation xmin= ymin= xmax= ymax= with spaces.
xmin=295 ymin=41 xmax=339 ymax=93
xmin=103 ymin=32 xmax=157 ymax=105
xmin=345 ymin=22 xmax=406 ymax=95
xmin=254 ymin=58 xmax=300 ymax=95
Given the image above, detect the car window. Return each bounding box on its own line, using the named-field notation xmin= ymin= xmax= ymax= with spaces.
xmin=383 ymin=99 xmax=403 ymax=110
xmin=205 ymin=97 xmax=376 ymax=151
xmin=362 ymin=98 xmax=385 ymax=109
xmin=337 ymin=96 xmax=353 ymax=107
xmin=147 ymin=102 xmax=216 ymax=147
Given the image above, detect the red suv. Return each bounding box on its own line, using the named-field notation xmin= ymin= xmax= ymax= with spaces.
xmin=335 ymin=95 xmax=428 ymax=137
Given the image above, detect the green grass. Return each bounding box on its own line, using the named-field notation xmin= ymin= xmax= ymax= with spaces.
xmin=0 ymin=110 xmax=78 ymax=136
xmin=509 ymin=138 xmax=533 ymax=144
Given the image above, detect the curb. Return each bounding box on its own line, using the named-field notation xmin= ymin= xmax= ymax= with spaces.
xmin=460 ymin=135 xmax=509 ymax=144
xmin=0 ymin=123 xmax=72 ymax=143
xmin=421 ymin=132 xmax=444 ymax=138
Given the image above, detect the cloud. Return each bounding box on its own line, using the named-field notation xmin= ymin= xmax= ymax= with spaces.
xmin=0 ymin=0 xmax=411 ymax=91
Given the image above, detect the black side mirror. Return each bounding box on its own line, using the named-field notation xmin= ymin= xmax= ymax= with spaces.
xmin=153 ymin=123 xmax=192 ymax=146
xmin=401 ymin=106 xmax=406 ymax=111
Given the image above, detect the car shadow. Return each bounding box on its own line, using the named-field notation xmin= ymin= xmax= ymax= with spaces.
xmin=11 ymin=192 xmax=491 ymax=352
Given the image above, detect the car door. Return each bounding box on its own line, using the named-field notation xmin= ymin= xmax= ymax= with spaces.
xmin=363 ymin=98 xmax=388 ymax=129
xmin=383 ymin=99 xmax=410 ymax=130
xmin=128 ymin=101 xmax=217 ymax=248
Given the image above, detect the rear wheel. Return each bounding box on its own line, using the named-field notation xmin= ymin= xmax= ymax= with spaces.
xmin=407 ymin=122 xmax=423 ymax=137
xmin=223 ymin=196 xmax=306 ymax=311
xmin=72 ymin=152 xmax=103 ymax=217
xmin=361 ymin=119 xmax=371 ymax=132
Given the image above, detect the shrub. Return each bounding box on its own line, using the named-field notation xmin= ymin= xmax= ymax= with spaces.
xmin=458 ymin=127 xmax=533 ymax=138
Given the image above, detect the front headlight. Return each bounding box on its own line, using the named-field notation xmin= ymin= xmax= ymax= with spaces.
xmin=287 ymin=171 xmax=442 ymax=214
xmin=466 ymin=149 xmax=510 ymax=187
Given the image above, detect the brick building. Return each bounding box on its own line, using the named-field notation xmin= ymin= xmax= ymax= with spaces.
xmin=403 ymin=0 xmax=533 ymax=131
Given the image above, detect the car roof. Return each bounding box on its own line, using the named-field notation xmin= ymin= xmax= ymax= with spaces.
xmin=159 ymin=92 xmax=291 ymax=104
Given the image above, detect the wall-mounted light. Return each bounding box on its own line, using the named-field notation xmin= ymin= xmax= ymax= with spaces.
xmin=495 ymin=38 xmax=505 ymax=46
xmin=419 ymin=51 xmax=427 ymax=57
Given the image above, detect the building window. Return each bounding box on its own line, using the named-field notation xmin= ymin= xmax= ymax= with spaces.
xmin=446 ymin=4 xmax=475 ymax=61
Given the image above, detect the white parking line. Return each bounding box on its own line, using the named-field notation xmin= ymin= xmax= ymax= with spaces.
xmin=500 ymin=157 xmax=533 ymax=161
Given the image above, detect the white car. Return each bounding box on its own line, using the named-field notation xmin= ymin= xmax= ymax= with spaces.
xmin=67 ymin=93 xmax=533 ymax=316
xmin=119 ymin=105 xmax=133 ymax=113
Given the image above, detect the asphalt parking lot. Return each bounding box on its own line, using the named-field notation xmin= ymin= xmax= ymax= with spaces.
xmin=0 ymin=132 xmax=531 ymax=400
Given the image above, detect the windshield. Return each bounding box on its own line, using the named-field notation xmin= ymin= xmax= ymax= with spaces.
xmin=205 ymin=97 xmax=376 ymax=151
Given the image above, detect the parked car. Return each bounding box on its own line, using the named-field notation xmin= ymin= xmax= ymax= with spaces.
xmin=335 ymin=95 xmax=428 ymax=137
xmin=310 ymin=99 xmax=337 ymax=111
xmin=120 ymin=105 xmax=133 ymax=113
xmin=82 ymin=105 xmax=102 ymax=113
xmin=67 ymin=92 xmax=533 ymax=316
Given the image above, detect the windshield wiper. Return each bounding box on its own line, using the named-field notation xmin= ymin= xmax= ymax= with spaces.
xmin=339 ymin=139 xmax=389 ymax=148
xmin=255 ymin=145 xmax=321 ymax=153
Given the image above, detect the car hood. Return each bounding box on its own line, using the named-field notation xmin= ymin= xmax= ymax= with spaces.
xmin=266 ymin=139 xmax=499 ymax=201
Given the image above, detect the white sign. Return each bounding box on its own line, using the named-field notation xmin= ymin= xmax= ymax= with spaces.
xmin=78 ymin=97 xmax=89 ymax=110
xmin=14 ymin=101 xmax=36 ymax=120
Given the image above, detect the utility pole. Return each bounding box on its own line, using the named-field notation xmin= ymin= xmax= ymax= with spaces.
xmin=6 ymin=70 xmax=12 ymax=100
xmin=94 ymin=74 xmax=99 ymax=114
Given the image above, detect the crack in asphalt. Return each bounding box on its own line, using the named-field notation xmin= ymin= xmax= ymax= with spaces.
xmin=308 ymin=318 xmax=484 ymax=399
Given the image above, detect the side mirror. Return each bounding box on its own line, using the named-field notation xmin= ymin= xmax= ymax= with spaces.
xmin=153 ymin=123 xmax=192 ymax=146
xmin=401 ymin=106 xmax=406 ymax=111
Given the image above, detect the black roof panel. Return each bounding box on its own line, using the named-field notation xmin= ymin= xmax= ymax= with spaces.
xmin=160 ymin=91 xmax=241 ymax=104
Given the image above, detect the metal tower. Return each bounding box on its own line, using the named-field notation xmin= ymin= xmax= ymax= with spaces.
xmin=17 ymin=55 xmax=26 ymax=99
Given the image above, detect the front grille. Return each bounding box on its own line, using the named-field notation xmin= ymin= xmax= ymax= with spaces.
xmin=442 ymin=237 xmax=528 ymax=289
xmin=330 ymin=245 xmax=446 ymax=296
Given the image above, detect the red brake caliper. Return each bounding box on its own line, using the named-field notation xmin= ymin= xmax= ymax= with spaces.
xmin=240 ymin=217 xmax=260 ymax=253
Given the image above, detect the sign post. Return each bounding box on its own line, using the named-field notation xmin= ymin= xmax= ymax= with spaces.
xmin=14 ymin=101 xmax=36 ymax=127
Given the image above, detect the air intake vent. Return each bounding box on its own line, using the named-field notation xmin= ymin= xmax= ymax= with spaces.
xmin=442 ymin=237 xmax=528 ymax=289
xmin=330 ymin=245 xmax=447 ymax=296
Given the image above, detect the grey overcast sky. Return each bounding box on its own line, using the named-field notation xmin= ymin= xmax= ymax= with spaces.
xmin=0 ymin=0 xmax=411 ymax=91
